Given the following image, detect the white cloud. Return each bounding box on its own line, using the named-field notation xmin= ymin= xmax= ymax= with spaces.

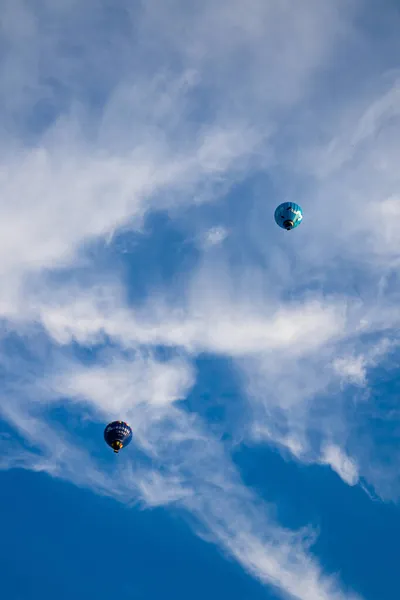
xmin=22 ymin=273 xmax=347 ymax=358
xmin=2 ymin=0 xmax=400 ymax=599
xmin=288 ymin=76 xmax=400 ymax=276
xmin=333 ymin=355 xmax=367 ymax=386
xmin=137 ymin=471 xmax=194 ymax=507
xmin=0 ymin=364 xmax=361 ymax=600
xmin=320 ymin=444 xmax=359 ymax=486
xmin=202 ymin=226 xmax=229 ymax=248
xmin=53 ymin=352 xmax=195 ymax=417
xmin=0 ymin=115 xmax=259 ymax=284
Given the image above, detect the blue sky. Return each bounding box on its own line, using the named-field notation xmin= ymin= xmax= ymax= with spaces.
xmin=1 ymin=1 xmax=400 ymax=599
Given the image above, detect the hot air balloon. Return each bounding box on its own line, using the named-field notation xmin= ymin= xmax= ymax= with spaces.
xmin=274 ymin=202 xmax=303 ymax=230
xmin=104 ymin=421 xmax=132 ymax=454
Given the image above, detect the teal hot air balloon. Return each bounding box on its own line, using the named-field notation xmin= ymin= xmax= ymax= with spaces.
xmin=274 ymin=202 xmax=303 ymax=230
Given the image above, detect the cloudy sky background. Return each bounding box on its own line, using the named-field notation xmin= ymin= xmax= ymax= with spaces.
xmin=1 ymin=1 xmax=400 ymax=599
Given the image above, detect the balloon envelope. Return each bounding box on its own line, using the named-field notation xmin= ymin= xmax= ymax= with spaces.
xmin=104 ymin=421 xmax=133 ymax=453
xmin=274 ymin=202 xmax=303 ymax=230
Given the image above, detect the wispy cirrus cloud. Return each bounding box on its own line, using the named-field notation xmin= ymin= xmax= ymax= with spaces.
xmin=2 ymin=0 xmax=400 ymax=599
xmin=0 ymin=340 xmax=362 ymax=600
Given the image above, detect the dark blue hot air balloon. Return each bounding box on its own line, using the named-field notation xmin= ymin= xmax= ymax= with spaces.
xmin=104 ymin=421 xmax=132 ymax=454
xmin=274 ymin=202 xmax=303 ymax=230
